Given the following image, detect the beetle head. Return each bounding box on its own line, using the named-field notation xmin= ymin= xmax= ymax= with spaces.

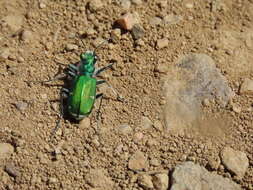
xmin=80 ymin=51 xmax=97 ymax=65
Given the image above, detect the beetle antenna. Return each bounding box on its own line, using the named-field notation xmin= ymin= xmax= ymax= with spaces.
xmin=80 ymin=39 xmax=86 ymax=49
xmin=94 ymin=38 xmax=111 ymax=54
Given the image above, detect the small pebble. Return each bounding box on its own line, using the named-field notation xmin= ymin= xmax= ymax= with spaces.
xmin=86 ymin=28 xmax=96 ymax=36
xmin=146 ymin=139 xmax=157 ymax=147
xmin=51 ymin=102 xmax=59 ymax=112
xmin=41 ymin=94 xmax=48 ymax=99
xmin=131 ymin=0 xmax=142 ymax=5
xmin=37 ymin=152 xmax=48 ymax=164
xmin=66 ymin=44 xmax=78 ymax=51
xmin=92 ymin=37 xmax=104 ymax=48
xmin=120 ymin=0 xmax=131 ymax=9
xmin=163 ymin=14 xmax=183 ymax=25
xmin=185 ymin=3 xmax=194 ymax=9
xmin=133 ymin=132 xmax=143 ymax=143
xmin=138 ymin=174 xmax=154 ymax=189
xmin=153 ymin=173 xmax=169 ymax=190
xmin=17 ymin=56 xmax=25 ymax=63
xmin=111 ymin=28 xmax=121 ymax=42
xmin=220 ymin=147 xmax=249 ymax=178
xmin=156 ymin=38 xmax=169 ymax=49
xmin=154 ymin=63 xmax=168 ymax=74
xmin=92 ymin=136 xmax=100 ymax=147
xmin=158 ymin=0 xmax=167 ymax=8
xmin=149 ymin=17 xmax=162 ymax=26
xmin=116 ymin=13 xmax=136 ymax=30
xmin=202 ymin=98 xmax=210 ymax=107
xmin=79 ymin=117 xmax=91 ymax=129
xmin=39 ymin=2 xmax=46 ymax=9
xmin=153 ymin=120 xmax=163 ymax=131
xmin=0 ymin=48 xmax=10 ymax=60
xmin=15 ymin=101 xmax=28 ymax=111
xmin=5 ymin=163 xmax=20 ymax=178
xmin=231 ymin=103 xmax=241 ymax=113
xmin=135 ymin=39 xmax=145 ymax=47
xmin=128 ymin=151 xmax=148 ymax=171
xmin=141 ymin=116 xmax=153 ymax=130
xmin=117 ymin=124 xmax=133 ymax=134
xmin=88 ymin=0 xmax=103 ymax=12
xmin=207 ymin=158 xmax=220 ymax=170
xmin=240 ymin=78 xmax=253 ymax=95
xmin=114 ymin=144 xmax=124 ymax=154
xmin=45 ymin=42 xmax=53 ymax=50
xmin=150 ymin=158 xmax=160 ymax=166
xmin=8 ymin=54 xmax=16 ymax=61
xmin=21 ymin=30 xmax=33 ymax=41
xmin=131 ymin=24 xmax=145 ymax=40
xmin=0 ymin=143 xmax=14 ymax=159
xmin=48 ymin=177 xmax=58 ymax=184
xmin=30 ymin=174 xmax=42 ymax=185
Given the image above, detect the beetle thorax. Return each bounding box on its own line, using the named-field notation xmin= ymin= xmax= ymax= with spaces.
xmin=79 ymin=51 xmax=96 ymax=76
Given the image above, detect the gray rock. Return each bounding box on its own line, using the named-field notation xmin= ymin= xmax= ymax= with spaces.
xmin=5 ymin=163 xmax=20 ymax=178
xmin=171 ymin=162 xmax=242 ymax=190
xmin=163 ymin=54 xmax=234 ymax=132
xmin=15 ymin=101 xmax=28 ymax=111
xmin=128 ymin=151 xmax=148 ymax=171
xmin=0 ymin=143 xmax=14 ymax=159
xmin=220 ymin=147 xmax=249 ymax=178
xmin=131 ymin=24 xmax=145 ymax=40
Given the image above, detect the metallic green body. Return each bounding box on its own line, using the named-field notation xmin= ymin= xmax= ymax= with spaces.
xmin=68 ymin=75 xmax=97 ymax=120
xmin=67 ymin=51 xmax=98 ymax=120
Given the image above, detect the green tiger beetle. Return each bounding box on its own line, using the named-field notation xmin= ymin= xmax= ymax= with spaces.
xmin=39 ymin=40 xmax=123 ymax=140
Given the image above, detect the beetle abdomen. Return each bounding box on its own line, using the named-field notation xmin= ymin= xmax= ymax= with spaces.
xmin=68 ymin=76 xmax=96 ymax=119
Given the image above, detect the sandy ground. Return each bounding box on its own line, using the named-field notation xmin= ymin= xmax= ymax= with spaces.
xmin=0 ymin=0 xmax=252 ymax=189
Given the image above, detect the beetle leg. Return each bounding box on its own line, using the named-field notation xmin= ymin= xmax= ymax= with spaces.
xmin=96 ymin=80 xmax=106 ymax=86
xmin=68 ymin=64 xmax=78 ymax=72
xmin=94 ymin=62 xmax=115 ymax=76
xmin=95 ymin=93 xmax=104 ymax=129
xmin=96 ymin=80 xmax=124 ymax=102
xmin=28 ymin=73 xmax=67 ymax=85
xmin=50 ymin=88 xmax=67 ymax=141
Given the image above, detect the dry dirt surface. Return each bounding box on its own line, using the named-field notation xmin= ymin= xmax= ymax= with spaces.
xmin=0 ymin=0 xmax=253 ymax=189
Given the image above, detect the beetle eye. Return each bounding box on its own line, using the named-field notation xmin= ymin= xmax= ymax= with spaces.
xmin=80 ymin=53 xmax=85 ymax=60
